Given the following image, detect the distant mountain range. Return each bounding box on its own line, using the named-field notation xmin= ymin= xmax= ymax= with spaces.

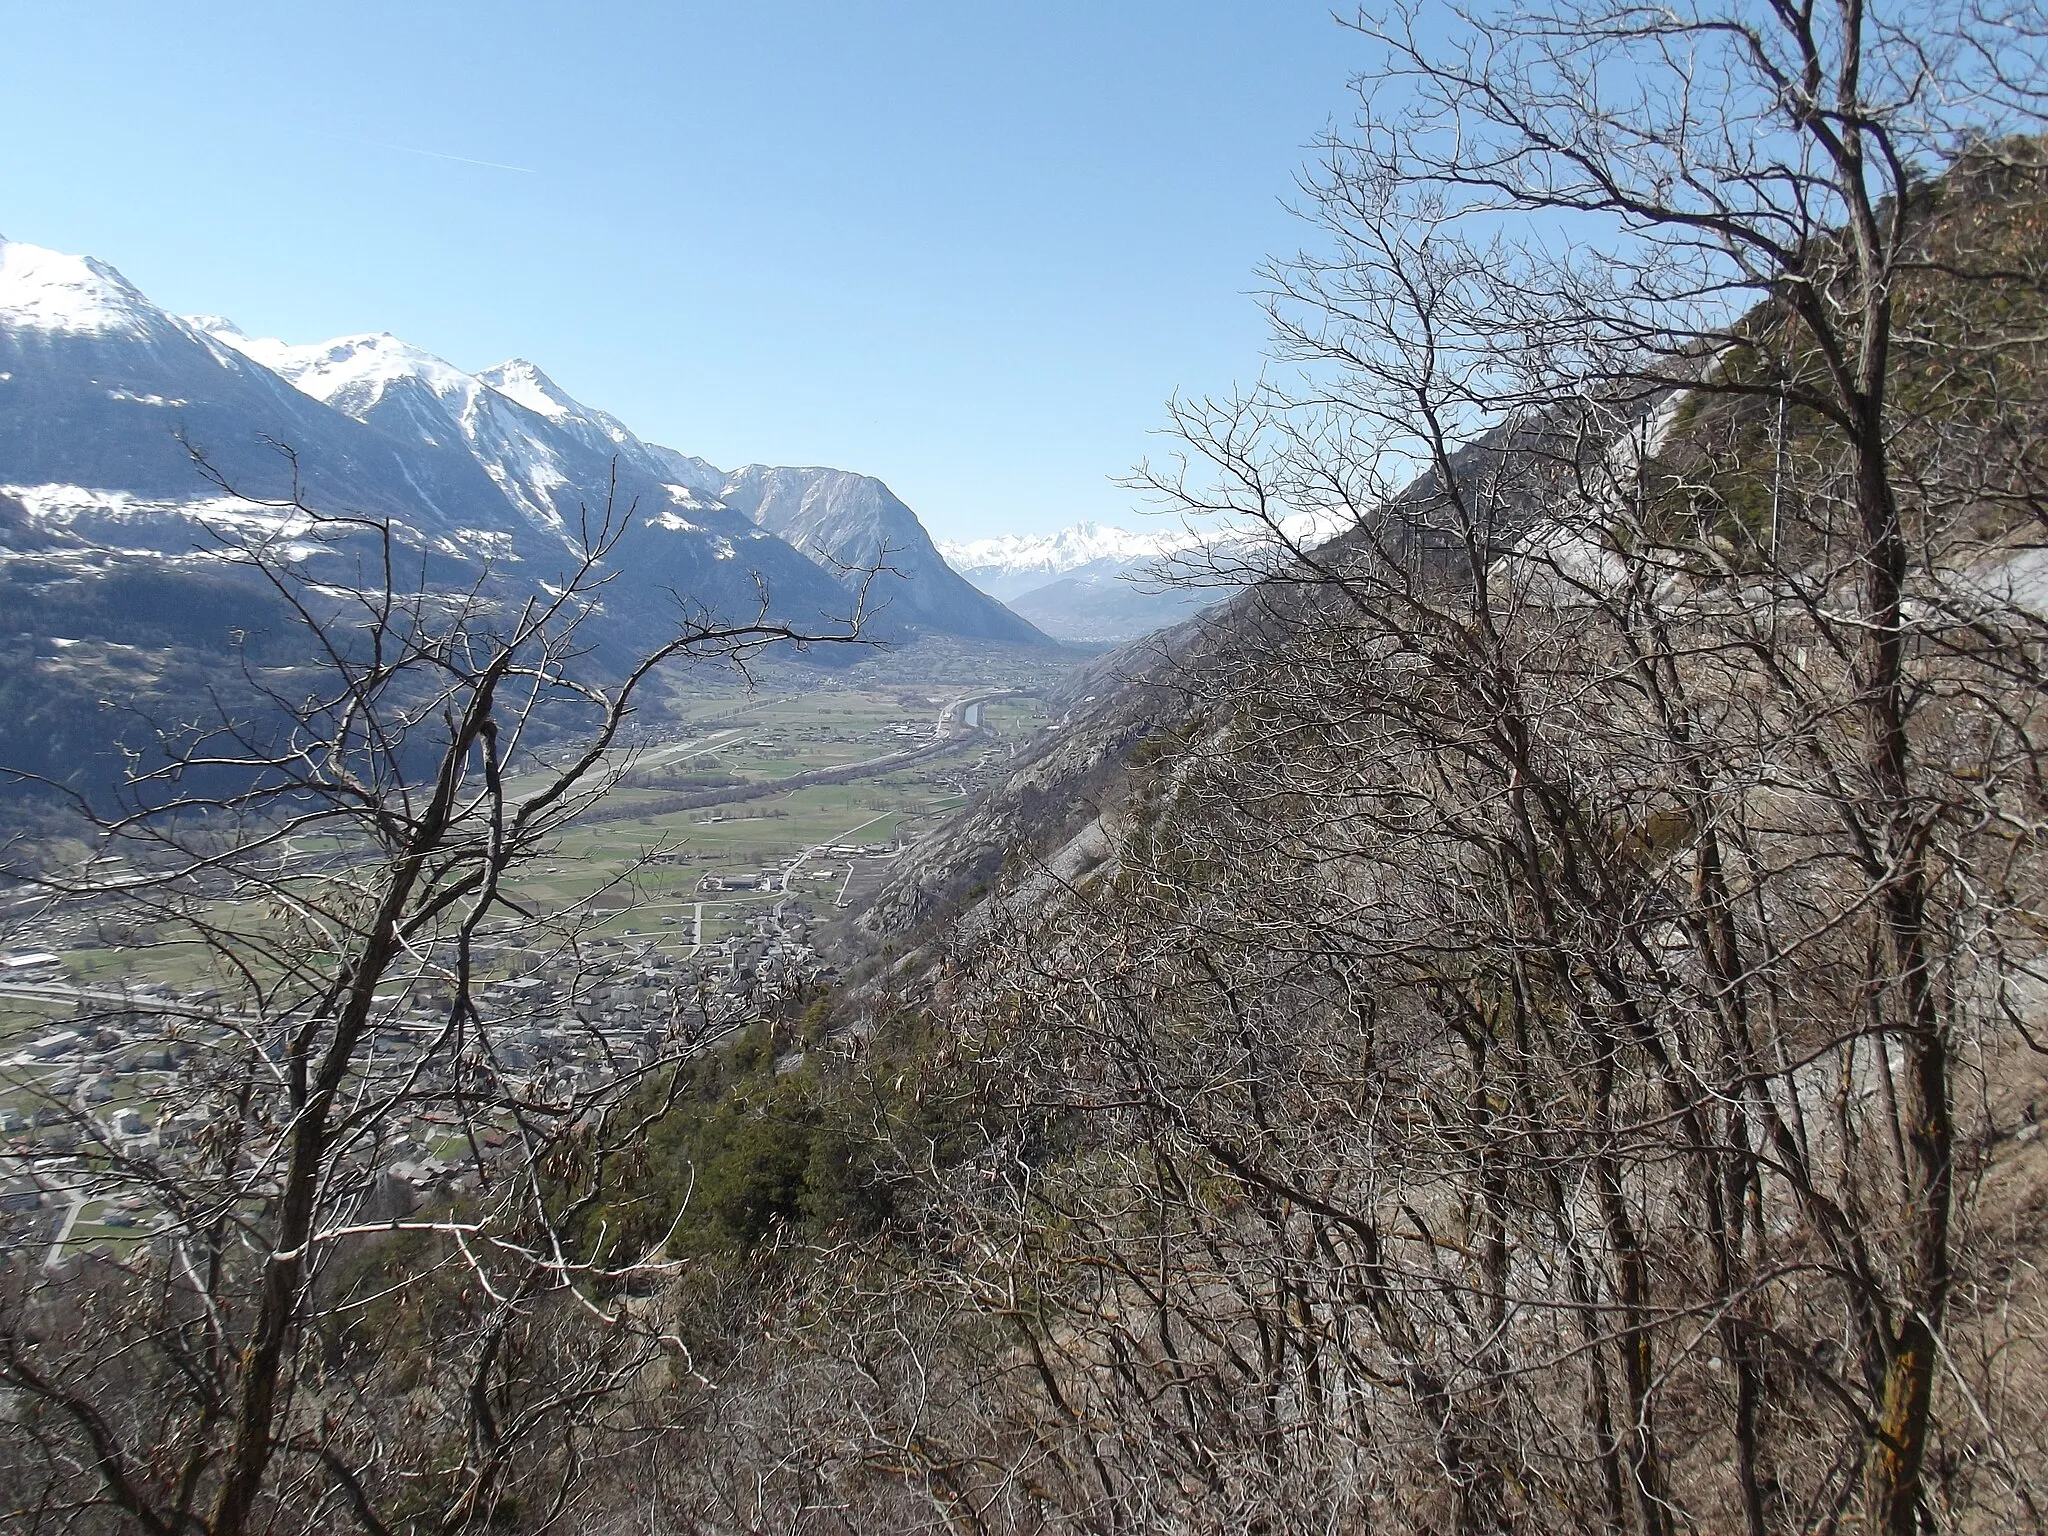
xmin=941 ymin=514 xmax=1347 ymax=644
xmin=0 ymin=233 xmax=1043 ymax=649
xmin=940 ymin=523 xmax=1184 ymax=603
xmin=0 ymin=233 xmax=1048 ymax=796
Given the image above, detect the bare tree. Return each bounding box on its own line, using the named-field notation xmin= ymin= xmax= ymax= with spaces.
xmin=0 ymin=457 xmax=867 ymax=1534
xmin=690 ymin=5 xmax=2048 ymax=1535
xmin=1128 ymin=4 xmax=2048 ymax=1527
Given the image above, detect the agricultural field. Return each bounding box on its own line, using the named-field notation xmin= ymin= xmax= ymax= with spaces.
xmin=501 ymin=642 xmax=1069 ymax=957
xmin=2 ymin=639 xmax=1074 ymax=993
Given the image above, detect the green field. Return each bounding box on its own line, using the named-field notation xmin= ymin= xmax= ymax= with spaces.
xmin=14 ymin=644 xmax=1068 ymax=985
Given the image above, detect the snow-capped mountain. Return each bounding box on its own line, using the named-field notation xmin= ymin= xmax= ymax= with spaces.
xmin=941 ymin=513 xmax=1349 ymax=643
xmin=2 ymin=239 xmax=165 ymax=337
xmin=717 ymin=465 xmax=1045 ymax=645
xmin=189 ymin=322 xmax=1047 ymax=647
xmin=0 ymin=229 xmax=1033 ymax=649
xmin=0 ymin=231 xmax=1051 ymax=790
xmin=196 ymin=326 xmax=732 ymax=524
xmin=0 ymin=238 xmax=540 ymax=565
xmin=188 ymin=320 xmax=859 ymax=635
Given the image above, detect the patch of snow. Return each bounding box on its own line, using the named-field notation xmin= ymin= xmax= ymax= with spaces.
xmin=3 ymin=481 xmax=315 ymax=539
xmin=446 ymin=527 xmax=518 ymax=557
xmin=467 ymin=458 xmax=554 ymax=528
xmin=106 ymin=389 xmax=186 ymax=407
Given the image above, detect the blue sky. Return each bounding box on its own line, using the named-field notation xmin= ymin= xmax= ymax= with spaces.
xmin=0 ymin=2 xmax=1363 ymax=540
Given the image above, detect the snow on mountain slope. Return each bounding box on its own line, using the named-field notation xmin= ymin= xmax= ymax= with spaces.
xmin=2 ymin=230 xmax=1031 ymax=654
xmin=200 ymin=326 xmax=561 ymax=520
xmin=0 ymin=237 xmax=821 ymax=624
xmin=475 ymin=362 xmax=726 ymax=498
xmin=211 ymin=328 xmax=477 ymax=414
xmin=194 ymin=324 xmax=868 ymax=631
xmin=1 ymin=239 xmax=542 ymax=565
xmin=476 ymin=360 xmax=722 ymax=493
xmin=481 ymin=356 xmax=608 ymax=425
xmin=200 ymin=327 xmax=729 ymax=526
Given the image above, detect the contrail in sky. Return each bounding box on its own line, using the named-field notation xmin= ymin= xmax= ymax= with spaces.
xmin=303 ymin=128 xmax=538 ymax=175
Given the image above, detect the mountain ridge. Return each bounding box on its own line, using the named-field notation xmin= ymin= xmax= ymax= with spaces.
xmin=718 ymin=464 xmax=1048 ymax=645
xmin=939 ymin=520 xmax=1189 ymax=601
xmin=192 ymin=313 xmax=1046 ymax=648
xmin=0 ymin=231 xmax=1039 ymax=646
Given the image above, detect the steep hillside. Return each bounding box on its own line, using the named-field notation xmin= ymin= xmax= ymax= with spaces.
xmin=860 ymin=455 xmax=1548 ymax=937
xmin=717 ymin=465 xmax=1051 ymax=645
xmin=860 ymin=552 xmax=1348 ymax=938
xmin=819 ymin=140 xmax=2048 ymax=1536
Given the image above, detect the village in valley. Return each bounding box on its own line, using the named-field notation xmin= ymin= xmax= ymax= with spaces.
xmin=0 ymin=651 xmax=1064 ymax=1262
